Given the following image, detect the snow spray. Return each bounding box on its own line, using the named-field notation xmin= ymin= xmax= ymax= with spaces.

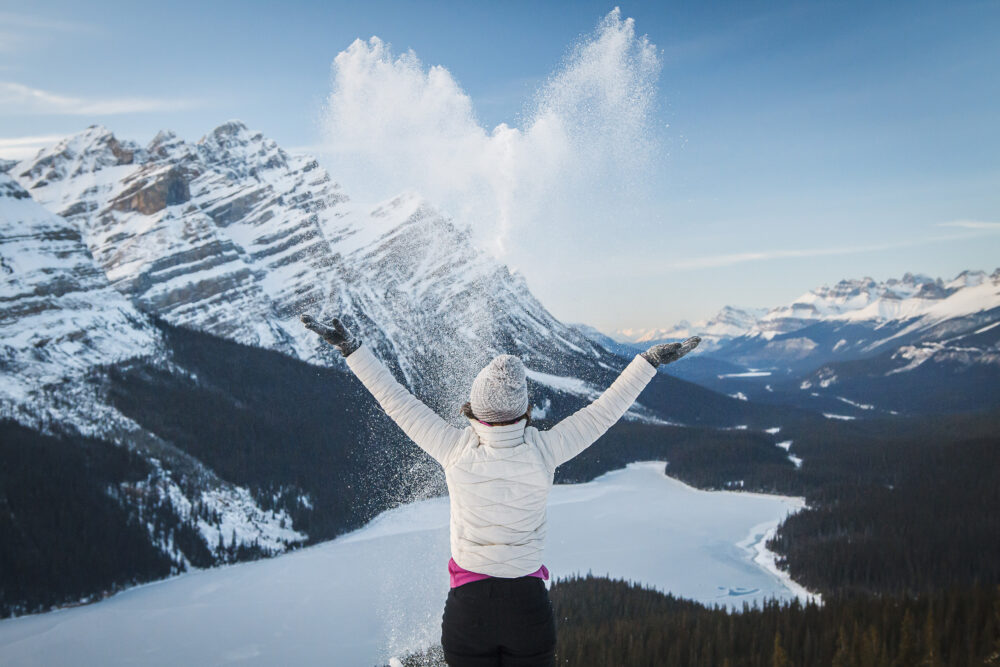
xmin=321 ymin=7 xmax=661 ymax=258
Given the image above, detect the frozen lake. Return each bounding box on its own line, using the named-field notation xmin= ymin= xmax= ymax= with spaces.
xmin=0 ymin=462 xmax=811 ymax=666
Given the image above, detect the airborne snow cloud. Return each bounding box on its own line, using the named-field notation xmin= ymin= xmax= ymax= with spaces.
xmin=320 ymin=8 xmax=661 ymax=256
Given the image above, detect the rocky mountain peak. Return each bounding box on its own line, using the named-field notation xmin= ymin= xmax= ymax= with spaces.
xmin=899 ymin=272 xmax=935 ymax=286
xmin=145 ymin=130 xmax=191 ymax=163
xmin=197 ymin=120 xmax=289 ymax=180
xmin=16 ymin=125 xmax=140 ymax=192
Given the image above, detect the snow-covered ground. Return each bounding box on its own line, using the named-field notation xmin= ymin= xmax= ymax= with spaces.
xmin=0 ymin=462 xmax=809 ymax=666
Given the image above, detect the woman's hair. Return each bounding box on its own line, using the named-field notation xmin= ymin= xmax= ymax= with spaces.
xmin=461 ymin=401 xmax=532 ymax=427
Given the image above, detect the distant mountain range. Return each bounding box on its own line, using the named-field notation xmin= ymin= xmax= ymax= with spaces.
xmin=600 ymin=271 xmax=1000 ymax=416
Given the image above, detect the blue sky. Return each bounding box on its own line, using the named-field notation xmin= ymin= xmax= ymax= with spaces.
xmin=2 ymin=1 xmax=998 ymax=332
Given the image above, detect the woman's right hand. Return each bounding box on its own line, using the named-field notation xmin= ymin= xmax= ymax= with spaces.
xmin=300 ymin=314 xmax=361 ymax=357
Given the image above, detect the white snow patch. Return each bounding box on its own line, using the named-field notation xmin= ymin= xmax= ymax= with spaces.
xmin=765 ymin=427 xmax=781 ymax=435
xmin=886 ymin=344 xmax=939 ymax=375
xmin=717 ymin=371 xmax=771 ymax=379
xmin=740 ymin=522 xmax=818 ymax=605
xmin=836 ymin=396 xmax=874 ymax=410
xmin=729 ymin=392 xmax=749 ymax=401
xmin=974 ymin=321 xmax=999 ymax=335
xmin=823 ymin=413 xmax=857 ymax=421
xmin=530 ymin=397 xmax=552 ymax=420
xmin=524 ymin=368 xmax=595 ymax=397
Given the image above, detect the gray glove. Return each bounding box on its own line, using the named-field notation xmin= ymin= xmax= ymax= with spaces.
xmin=641 ymin=336 xmax=701 ymax=368
xmin=300 ymin=314 xmax=361 ymax=357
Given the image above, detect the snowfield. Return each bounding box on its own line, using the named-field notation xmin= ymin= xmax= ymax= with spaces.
xmin=0 ymin=462 xmax=810 ymax=666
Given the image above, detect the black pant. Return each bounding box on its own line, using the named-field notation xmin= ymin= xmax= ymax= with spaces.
xmin=441 ymin=576 xmax=556 ymax=667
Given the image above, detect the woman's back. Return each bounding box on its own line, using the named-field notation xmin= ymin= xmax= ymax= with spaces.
xmin=445 ymin=420 xmax=554 ymax=578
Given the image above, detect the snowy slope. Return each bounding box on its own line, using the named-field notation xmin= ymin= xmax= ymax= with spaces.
xmin=0 ymin=463 xmax=809 ymax=666
xmin=0 ymin=173 xmax=157 ymax=415
xmin=12 ymin=123 xmax=621 ymax=417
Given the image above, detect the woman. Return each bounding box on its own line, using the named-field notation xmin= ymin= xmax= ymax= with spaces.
xmin=301 ymin=314 xmax=699 ymax=666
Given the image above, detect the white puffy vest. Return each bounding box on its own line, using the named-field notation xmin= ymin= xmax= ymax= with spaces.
xmin=345 ymin=344 xmax=657 ymax=577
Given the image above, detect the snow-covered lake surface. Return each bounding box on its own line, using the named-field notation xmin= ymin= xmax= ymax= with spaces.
xmin=0 ymin=462 xmax=810 ymax=666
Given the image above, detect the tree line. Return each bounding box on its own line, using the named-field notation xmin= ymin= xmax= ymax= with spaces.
xmin=388 ymin=575 xmax=1000 ymax=667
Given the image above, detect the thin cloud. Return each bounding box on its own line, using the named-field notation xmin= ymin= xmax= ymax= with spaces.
xmin=0 ymin=81 xmax=200 ymax=116
xmin=0 ymin=134 xmax=68 ymax=160
xmin=0 ymin=12 xmax=100 ymax=53
xmin=661 ymin=230 xmax=1000 ymax=271
xmin=937 ymin=220 xmax=1000 ymax=230
xmin=0 ymin=12 xmax=98 ymax=33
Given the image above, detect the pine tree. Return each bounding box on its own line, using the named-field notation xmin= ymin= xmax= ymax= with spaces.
xmin=772 ymin=631 xmax=791 ymax=667
xmin=832 ymin=626 xmax=852 ymax=667
xmin=896 ymin=608 xmax=919 ymax=667
xmin=922 ymin=605 xmax=942 ymax=667
xmin=986 ymin=587 xmax=1000 ymax=666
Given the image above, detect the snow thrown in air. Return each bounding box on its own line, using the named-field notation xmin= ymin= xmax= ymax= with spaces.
xmin=321 ymin=8 xmax=661 ymax=256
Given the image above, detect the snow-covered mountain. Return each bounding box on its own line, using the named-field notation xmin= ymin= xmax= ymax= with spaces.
xmin=614 ymin=271 xmax=999 ymax=367
xmin=616 ymin=305 xmax=768 ymax=352
xmin=0 ymin=173 xmax=157 ymax=411
xmin=601 ymin=271 xmax=1000 ymax=416
xmin=11 ymin=122 xmax=624 ymax=417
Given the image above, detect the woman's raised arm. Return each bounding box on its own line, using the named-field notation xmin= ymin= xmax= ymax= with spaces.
xmin=536 ymin=337 xmax=700 ymax=469
xmin=301 ymin=314 xmax=465 ymax=466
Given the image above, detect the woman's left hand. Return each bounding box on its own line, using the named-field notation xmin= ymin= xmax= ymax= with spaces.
xmin=641 ymin=336 xmax=700 ymax=367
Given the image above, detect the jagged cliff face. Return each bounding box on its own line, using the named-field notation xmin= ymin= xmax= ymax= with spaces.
xmin=12 ymin=122 xmax=618 ymax=413
xmin=0 ymin=173 xmax=158 ymax=407
xmin=15 ymin=123 xmax=345 ymax=351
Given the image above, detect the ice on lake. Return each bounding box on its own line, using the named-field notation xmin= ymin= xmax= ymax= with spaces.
xmin=0 ymin=462 xmax=812 ymax=666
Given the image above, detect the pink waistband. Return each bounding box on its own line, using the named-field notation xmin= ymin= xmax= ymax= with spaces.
xmin=448 ymin=557 xmax=550 ymax=588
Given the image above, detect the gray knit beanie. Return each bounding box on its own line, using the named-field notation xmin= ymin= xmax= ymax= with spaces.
xmin=469 ymin=354 xmax=529 ymax=423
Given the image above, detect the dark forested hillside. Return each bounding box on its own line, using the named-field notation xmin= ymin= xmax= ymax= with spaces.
xmin=769 ymin=434 xmax=1000 ymax=596
xmin=107 ymin=318 xmax=438 ymax=542
xmin=0 ymin=420 xmax=185 ymax=618
xmin=767 ymin=410 xmax=1000 ymax=597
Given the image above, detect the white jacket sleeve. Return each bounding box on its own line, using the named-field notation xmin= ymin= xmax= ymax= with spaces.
xmin=537 ymin=355 xmax=657 ymax=469
xmin=345 ymin=343 xmax=465 ymax=466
